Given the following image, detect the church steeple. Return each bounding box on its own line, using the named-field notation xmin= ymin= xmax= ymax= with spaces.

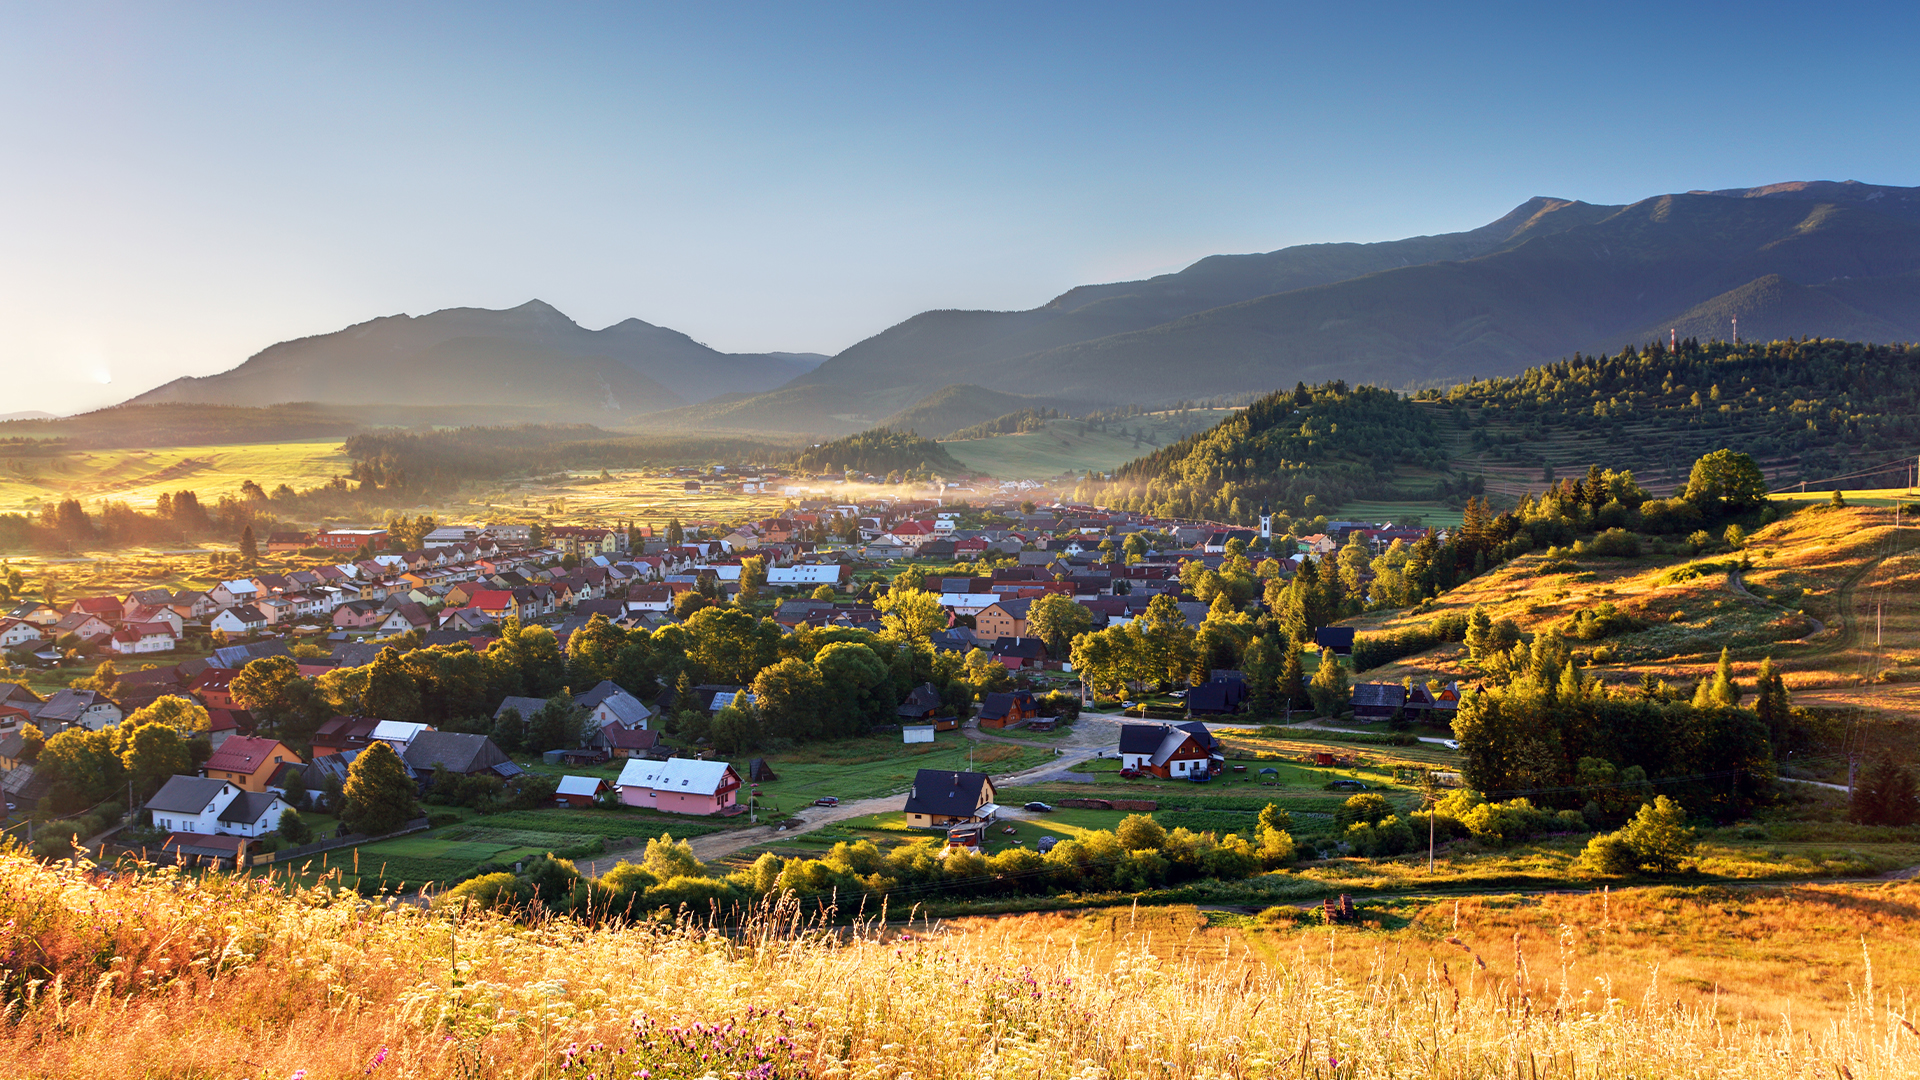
xmin=1259 ymin=498 xmax=1272 ymax=540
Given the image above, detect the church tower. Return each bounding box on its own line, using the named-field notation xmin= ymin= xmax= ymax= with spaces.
xmin=1259 ymin=498 xmax=1272 ymax=540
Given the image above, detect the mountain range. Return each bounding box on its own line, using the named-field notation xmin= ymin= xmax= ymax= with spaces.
xmin=118 ymin=179 xmax=1920 ymax=436
xmin=126 ymin=301 xmax=825 ymax=414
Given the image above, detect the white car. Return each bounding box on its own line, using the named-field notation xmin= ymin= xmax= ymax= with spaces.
xmin=1442 ymin=740 xmax=1461 ymax=751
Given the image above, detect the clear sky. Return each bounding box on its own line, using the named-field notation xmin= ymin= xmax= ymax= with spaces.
xmin=3 ymin=1 xmax=1916 ymax=415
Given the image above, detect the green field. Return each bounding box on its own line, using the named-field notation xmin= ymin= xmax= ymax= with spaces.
xmin=1330 ymin=500 xmax=1465 ymax=527
xmin=941 ymin=411 xmax=1237 ymax=479
xmin=0 ymin=438 xmax=355 ymax=515
xmin=471 ymin=472 xmax=798 ymax=529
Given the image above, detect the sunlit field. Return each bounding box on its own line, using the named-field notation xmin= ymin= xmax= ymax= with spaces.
xmin=0 ymin=439 xmax=354 ymax=515
xmin=3 ymin=848 xmax=1915 ymax=1079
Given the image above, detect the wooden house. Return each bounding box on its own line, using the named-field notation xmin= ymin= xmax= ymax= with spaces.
xmin=903 ymin=769 xmax=997 ymax=828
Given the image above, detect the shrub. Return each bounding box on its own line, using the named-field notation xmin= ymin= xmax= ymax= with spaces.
xmin=1580 ymin=796 xmax=1695 ymax=875
xmin=1578 ymin=528 xmax=1642 ymax=558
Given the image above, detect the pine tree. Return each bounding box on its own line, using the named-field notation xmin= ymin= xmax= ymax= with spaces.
xmin=239 ymin=525 xmax=258 ymax=561
xmin=1753 ymin=656 xmax=1791 ymax=751
xmin=1308 ymin=647 xmax=1348 ymax=717
xmin=1280 ymin=642 xmax=1307 ymax=710
xmin=1693 ymin=647 xmax=1741 ymax=709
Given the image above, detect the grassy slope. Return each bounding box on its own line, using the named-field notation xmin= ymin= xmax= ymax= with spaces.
xmin=1345 ymin=504 xmax=1920 ymax=721
xmin=941 ymin=409 xmax=1237 ymax=479
xmin=0 ymin=438 xmax=354 ymax=515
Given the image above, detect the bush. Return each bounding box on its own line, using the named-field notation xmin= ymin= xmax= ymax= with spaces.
xmin=1580 ymin=796 xmax=1695 ymax=875
xmin=1577 ymin=528 xmax=1642 ymax=558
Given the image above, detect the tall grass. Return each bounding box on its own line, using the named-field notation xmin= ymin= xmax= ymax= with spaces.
xmin=1 ymin=846 xmax=1914 ymax=1079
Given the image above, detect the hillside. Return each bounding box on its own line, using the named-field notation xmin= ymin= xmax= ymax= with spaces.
xmin=942 ymin=408 xmax=1238 ymax=479
xmin=879 ymin=384 xmax=1057 ymax=438
xmin=124 ymin=300 xmax=823 ymax=420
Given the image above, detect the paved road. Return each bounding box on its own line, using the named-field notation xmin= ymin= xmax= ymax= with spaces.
xmin=1778 ymin=775 xmax=1849 ymax=793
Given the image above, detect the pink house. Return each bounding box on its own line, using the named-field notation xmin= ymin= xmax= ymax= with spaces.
xmin=614 ymin=757 xmax=742 ymax=816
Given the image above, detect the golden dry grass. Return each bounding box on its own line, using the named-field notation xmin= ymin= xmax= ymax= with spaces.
xmin=1352 ymin=506 xmax=1920 ymax=720
xmin=5 ymin=848 xmax=1919 ymax=1079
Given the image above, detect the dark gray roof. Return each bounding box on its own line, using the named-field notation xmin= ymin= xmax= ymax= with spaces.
xmin=218 ymin=790 xmax=282 ymax=825
xmin=213 ymin=639 xmax=288 ymax=669
xmin=147 ymin=774 xmax=232 ymax=815
xmin=403 ymin=731 xmax=510 ymax=775
xmin=902 ymin=769 xmax=994 ymax=819
xmin=493 ymin=695 xmax=548 ymax=720
xmin=1351 ymin=683 xmax=1407 ymax=710
xmin=977 ymin=691 xmax=1035 ymax=721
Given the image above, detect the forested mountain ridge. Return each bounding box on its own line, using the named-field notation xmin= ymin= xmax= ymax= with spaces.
xmin=1083 ymin=338 xmax=1920 ymax=519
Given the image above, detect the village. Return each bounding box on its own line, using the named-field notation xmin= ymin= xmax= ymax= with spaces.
xmin=0 ymin=486 xmax=1454 ymax=891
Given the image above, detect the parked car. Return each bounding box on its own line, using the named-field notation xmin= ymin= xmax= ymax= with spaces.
xmin=813 ymin=796 xmax=840 ymax=806
xmin=1327 ymin=779 xmax=1367 ymax=790
xmin=1023 ymin=801 xmax=1053 ymax=812
xmin=1118 ymin=767 xmax=1141 ymax=779
xmin=1442 ymin=740 xmax=1460 ymax=750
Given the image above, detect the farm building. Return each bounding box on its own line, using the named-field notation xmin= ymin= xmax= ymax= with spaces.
xmin=1117 ymin=722 xmax=1223 ymax=780
xmin=554 ymin=775 xmax=610 ymax=808
xmin=903 ymin=769 xmax=998 ymax=829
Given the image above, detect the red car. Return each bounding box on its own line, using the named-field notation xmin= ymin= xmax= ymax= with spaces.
xmin=1118 ymin=767 xmax=1141 ymax=779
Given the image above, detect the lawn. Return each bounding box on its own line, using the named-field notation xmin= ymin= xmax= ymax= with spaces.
xmin=1331 ymin=500 xmax=1466 ymax=528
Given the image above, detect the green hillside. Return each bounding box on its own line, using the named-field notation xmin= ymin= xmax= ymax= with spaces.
xmin=941 ymin=410 xmax=1236 ymax=478
xmin=878 ymin=384 xmax=1058 ymax=438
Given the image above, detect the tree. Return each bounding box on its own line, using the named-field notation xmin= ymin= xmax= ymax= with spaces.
xmin=1851 ymin=755 xmax=1919 ymax=826
xmin=1115 ymin=813 xmax=1167 ymax=852
xmin=1308 ymin=648 xmax=1348 ymax=717
xmin=239 ymin=525 xmax=258 ymax=561
xmin=738 ymin=555 xmax=769 ymax=603
xmin=491 ymin=706 xmax=526 ymax=754
xmin=277 ymin=807 xmax=313 ymax=844
xmin=74 ymin=660 xmax=119 ymax=696
xmin=231 ymin=655 xmax=312 ymax=736
xmin=1683 ymin=449 xmax=1768 ymax=513
xmin=1132 ymin=593 xmax=1196 ymax=688
xmin=665 ymin=518 xmax=685 ymax=546
xmin=876 ymin=586 xmax=946 ymax=642
xmin=1279 ymin=641 xmax=1308 ymax=711
xmin=815 ymin=640 xmax=894 ymax=735
xmin=709 ymin=700 xmax=760 ymax=755
xmin=339 ymin=740 xmax=417 ymax=837
xmin=1692 ymin=647 xmax=1741 ymax=709
xmin=810 ymin=584 xmax=836 ymax=601
xmin=684 ymin=606 xmax=779 ymax=685
xmin=1753 ymin=656 xmax=1792 ymax=752
xmin=122 ymin=696 xmax=209 ymax=738
xmin=14 ymin=723 xmax=43 ymax=763
xmin=1258 ymin=802 xmax=1292 ymax=833
xmin=1026 ymin=594 xmax=1093 ymax=659
xmin=962 ymin=647 xmax=1012 ymax=698
xmin=115 ymin=722 xmax=191 ymax=802
xmin=673 ymin=590 xmax=710 ymax=620
xmin=39 ymin=727 xmax=124 ymax=813
xmin=525 ymin=691 xmax=580 ymax=753
xmin=751 ymin=657 xmax=826 ymax=741
xmin=361 ymin=647 xmax=423 ymax=723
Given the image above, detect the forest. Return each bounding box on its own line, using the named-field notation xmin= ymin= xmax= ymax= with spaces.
xmin=792 ymin=426 xmax=966 ymax=479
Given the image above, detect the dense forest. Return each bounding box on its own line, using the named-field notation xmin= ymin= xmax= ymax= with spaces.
xmin=793 ymin=427 xmax=965 ymax=480
xmin=1084 ymin=382 xmax=1443 ymax=522
xmin=945 ymin=407 xmax=1062 ymax=441
xmin=1438 ymin=338 xmax=1920 ymax=489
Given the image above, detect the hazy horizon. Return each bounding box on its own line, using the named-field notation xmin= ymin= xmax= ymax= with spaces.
xmin=5 ymin=1 xmax=1918 ymax=415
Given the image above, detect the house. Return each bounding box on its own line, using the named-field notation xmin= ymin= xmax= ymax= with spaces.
xmin=975 ymin=690 xmax=1038 ymax=730
xmin=109 ymin=622 xmax=179 ymax=656
xmin=747 ymin=757 xmax=778 ymax=782
xmin=1404 ymin=681 xmax=1462 ymax=717
xmin=765 ymin=564 xmax=845 ymax=587
xmin=989 ymin=637 xmax=1047 ymax=671
xmin=121 ymin=604 xmax=185 ymax=636
xmin=902 ymin=769 xmax=997 ymax=828
xmin=493 ymin=695 xmax=550 ymax=723
xmin=146 ymin=774 xmax=286 ymax=838
xmin=371 ymin=720 xmax=433 ymax=755
xmin=332 ymin=599 xmax=387 ymax=630
xmin=401 ymin=731 xmax=515 ymax=779
xmin=1350 ymin=683 xmax=1407 ymax=721
xmin=574 ymin=679 xmax=653 ymax=731
xmin=315 ymin=528 xmax=388 ymax=551
xmin=35 ymin=689 xmax=122 ymax=733
xmin=974 ymin=598 xmax=1034 ymax=641
xmin=376 ymin=602 xmax=434 ymax=636
xmin=0 ymin=618 xmax=44 ymax=650
xmin=614 ymin=756 xmax=742 ymax=815
xmin=310 ymin=715 xmax=382 ymax=757
xmin=209 ymin=580 xmax=259 ymax=609
xmin=1313 ymin=626 xmax=1356 ymax=657
xmin=5 ymin=602 xmax=61 ymax=627
xmin=202 ymin=735 xmax=301 ymax=793
xmin=553 ymin=774 xmax=610 ymax=808
xmin=587 ymin=722 xmax=659 ymax=759
xmin=51 ymin=611 xmax=114 ymax=642
xmin=1186 ymin=676 xmax=1249 ymax=717
xmin=211 ymin=605 xmax=269 ymax=636
xmin=167 ymin=590 xmax=219 ymax=621
xmin=1117 ymin=722 xmax=1223 ymax=779
xmin=439 ymin=607 xmax=498 ymax=633
xmin=896 ymin=682 xmax=944 ymax=723
xmin=204 ymin=708 xmax=254 ymax=751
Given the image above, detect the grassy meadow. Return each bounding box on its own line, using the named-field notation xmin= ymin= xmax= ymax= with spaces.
xmin=4 ymin=847 xmax=1917 ymax=1079
xmin=941 ymin=409 xmax=1237 ymax=479
xmin=1350 ymin=504 xmax=1920 ymax=722
xmin=0 ymin=438 xmax=355 ymax=515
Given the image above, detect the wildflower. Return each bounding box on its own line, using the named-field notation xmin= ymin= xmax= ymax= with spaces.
xmin=292 ymin=1071 xmax=308 ymax=1080
xmin=365 ymin=1047 xmax=389 ymax=1074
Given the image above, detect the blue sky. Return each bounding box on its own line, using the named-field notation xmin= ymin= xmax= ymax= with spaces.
xmin=3 ymin=1 xmax=1916 ymax=414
